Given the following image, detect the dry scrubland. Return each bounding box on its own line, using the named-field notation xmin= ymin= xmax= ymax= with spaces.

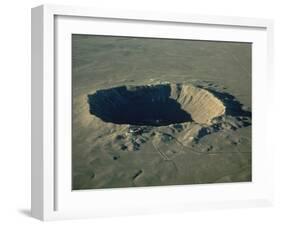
xmin=72 ymin=35 xmax=252 ymax=190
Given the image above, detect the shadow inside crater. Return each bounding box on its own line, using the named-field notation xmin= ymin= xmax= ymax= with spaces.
xmin=203 ymin=88 xmax=252 ymax=118
xmin=88 ymin=84 xmax=192 ymax=126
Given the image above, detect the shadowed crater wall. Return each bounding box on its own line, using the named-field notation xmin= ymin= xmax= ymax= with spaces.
xmin=88 ymin=84 xmax=192 ymax=126
xmin=203 ymin=88 xmax=252 ymax=118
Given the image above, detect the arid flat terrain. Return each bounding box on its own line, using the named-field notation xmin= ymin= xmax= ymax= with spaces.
xmin=72 ymin=35 xmax=252 ymax=190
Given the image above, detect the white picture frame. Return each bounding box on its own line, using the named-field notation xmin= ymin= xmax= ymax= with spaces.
xmin=31 ymin=4 xmax=274 ymax=221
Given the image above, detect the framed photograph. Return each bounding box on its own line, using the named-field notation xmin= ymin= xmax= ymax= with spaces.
xmin=31 ymin=4 xmax=274 ymax=221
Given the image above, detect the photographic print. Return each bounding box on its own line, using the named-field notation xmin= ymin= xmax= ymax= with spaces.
xmin=72 ymin=35 xmax=252 ymax=190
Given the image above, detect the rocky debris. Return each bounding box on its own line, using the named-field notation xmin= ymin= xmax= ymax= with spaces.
xmin=113 ymin=155 xmax=120 ymax=160
xmin=128 ymin=125 xmax=152 ymax=135
xmin=172 ymin=123 xmax=184 ymax=132
xmin=120 ymin=144 xmax=127 ymax=151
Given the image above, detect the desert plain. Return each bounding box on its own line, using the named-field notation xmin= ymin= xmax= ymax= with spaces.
xmin=72 ymin=35 xmax=252 ymax=190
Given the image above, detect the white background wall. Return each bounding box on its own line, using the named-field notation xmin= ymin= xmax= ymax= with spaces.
xmin=0 ymin=0 xmax=280 ymax=225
